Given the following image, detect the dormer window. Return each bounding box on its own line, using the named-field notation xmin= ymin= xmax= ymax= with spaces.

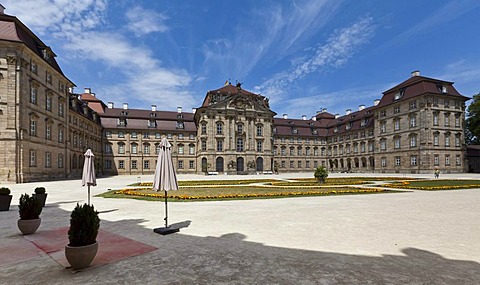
xmin=150 ymin=113 xmax=156 ymax=117
xmin=176 ymin=121 xmax=184 ymax=129
xmin=311 ymin=129 xmax=318 ymax=135
xmin=148 ymin=119 xmax=157 ymax=128
xmin=334 ymin=127 xmax=338 ymax=133
xmin=437 ymin=83 xmax=448 ymax=93
xmin=360 ymin=119 xmax=368 ymax=127
xmin=394 ymin=89 xmax=405 ymax=100
xmin=291 ymin=127 xmax=298 ymax=134
xmin=346 ymin=123 xmax=352 ymax=130
xmin=118 ymin=118 xmax=127 ymax=126
xmin=120 ymin=111 xmax=128 ymax=116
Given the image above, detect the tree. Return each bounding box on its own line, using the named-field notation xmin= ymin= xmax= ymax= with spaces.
xmin=314 ymin=166 xmax=328 ymax=184
xmin=466 ymin=93 xmax=480 ymax=144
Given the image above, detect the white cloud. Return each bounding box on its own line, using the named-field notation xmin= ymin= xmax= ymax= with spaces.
xmin=126 ymin=6 xmax=169 ymax=36
xmin=255 ymin=17 xmax=376 ymax=103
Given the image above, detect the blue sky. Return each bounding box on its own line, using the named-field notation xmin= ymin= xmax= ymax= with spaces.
xmin=3 ymin=0 xmax=480 ymax=118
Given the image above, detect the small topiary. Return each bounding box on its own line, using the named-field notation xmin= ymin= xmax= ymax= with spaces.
xmin=0 ymin=187 xmax=11 ymax=195
xmin=68 ymin=203 xmax=100 ymax=247
xmin=314 ymin=166 xmax=329 ymax=184
xmin=34 ymin=187 xmax=46 ymax=194
xmin=19 ymin=194 xmax=42 ymax=220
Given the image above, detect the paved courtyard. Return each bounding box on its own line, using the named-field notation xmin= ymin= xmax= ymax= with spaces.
xmin=1 ymin=172 xmax=479 ymax=284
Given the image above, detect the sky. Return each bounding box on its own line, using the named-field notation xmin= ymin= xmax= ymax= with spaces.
xmin=3 ymin=0 xmax=480 ymax=118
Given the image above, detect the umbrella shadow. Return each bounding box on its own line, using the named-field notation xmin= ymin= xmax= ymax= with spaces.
xmin=168 ymin=220 xmax=192 ymax=230
xmin=98 ymin=209 xmax=119 ymax=214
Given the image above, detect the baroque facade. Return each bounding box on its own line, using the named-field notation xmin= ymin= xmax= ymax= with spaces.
xmin=0 ymin=8 xmax=470 ymax=183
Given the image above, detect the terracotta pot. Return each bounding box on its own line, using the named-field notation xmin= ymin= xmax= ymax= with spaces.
xmin=33 ymin=193 xmax=48 ymax=207
xmin=17 ymin=218 xmax=41 ymax=235
xmin=0 ymin=195 xmax=12 ymax=211
xmin=65 ymin=242 xmax=98 ymax=270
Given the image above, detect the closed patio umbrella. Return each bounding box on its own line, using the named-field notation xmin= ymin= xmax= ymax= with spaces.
xmin=82 ymin=149 xmax=96 ymax=205
xmin=152 ymin=138 xmax=179 ymax=235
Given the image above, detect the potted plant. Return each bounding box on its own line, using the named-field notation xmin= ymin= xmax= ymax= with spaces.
xmin=33 ymin=187 xmax=47 ymax=207
xmin=0 ymin=187 xmax=12 ymax=211
xmin=65 ymin=203 xmax=100 ymax=270
xmin=18 ymin=194 xmax=42 ymax=235
xmin=314 ymin=166 xmax=328 ymax=184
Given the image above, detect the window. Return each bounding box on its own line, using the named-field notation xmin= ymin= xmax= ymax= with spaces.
xmin=281 ymin=147 xmax=286 ymax=156
xmin=176 ymin=121 xmax=184 ymax=129
xmin=118 ymin=160 xmax=125 ymax=169
xmin=394 ymin=118 xmax=400 ymax=131
xmin=167 ymin=133 xmax=172 ymax=139
xmin=46 ymin=73 xmax=52 ymax=84
xmin=255 ymin=125 xmax=263 ymax=136
xmin=46 ymin=95 xmax=52 ymax=111
xmin=58 ymin=101 xmax=64 ymax=117
xmin=444 ymin=113 xmax=450 ymax=126
xmin=131 ymin=144 xmax=138 ymax=154
xmin=201 ymin=140 xmax=207 ymax=151
xmin=394 ymin=136 xmax=401 ymax=149
xmin=45 ymin=152 xmax=51 ymax=168
xmin=306 ymin=161 xmax=310 ymax=168
xmin=29 ymin=150 xmax=36 ymax=167
xmin=410 ymin=134 xmax=417 ymax=147
xmin=216 ymin=123 xmax=223 ymax=135
xmin=410 ymin=115 xmax=416 ymax=128
xmin=155 ymin=132 xmax=161 ymax=139
xmin=455 ymin=134 xmax=461 ymax=147
xmin=445 ymin=155 xmax=450 ymax=166
xmin=178 ymin=133 xmax=184 ymax=139
xmin=105 ymin=144 xmax=112 ymax=154
xmin=306 ymin=148 xmax=311 ymax=156
xmin=216 ymin=140 xmax=223 ymax=152
xmin=30 ymin=117 xmax=37 ymax=136
xmin=380 ymin=110 xmax=386 ymax=117
xmin=394 ymin=106 xmax=400 ymax=113
xmin=409 ymin=101 xmax=417 ymax=109
xmin=189 ymin=134 xmax=195 ymax=140
xmin=256 ymin=140 xmax=263 ymax=152
xmin=410 ymin=156 xmax=417 ymax=166
xmin=444 ymin=99 xmax=449 ymax=108
xmin=144 ymin=144 xmax=150 ymax=154
xmin=381 ymin=157 xmax=387 ymax=167
xmin=178 ymin=160 xmax=184 ymax=169
xmin=118 ymin=118 xmax=127 ymax=126
xmin=118 ymin=131 xmax=125 ymax=138
xmin=46 ymin=124 xmax=52 ymax=140
xmin=118 ymin=143 xmax=125 ymax=154
xmin=58 ymin=154 xmax=64 ymax=168
xmin=433 ymin=112 xmax=439 ymax=126
xmin=189 ymin=160 xmax=195 ymax=169
xmin=360 ymin=142 xmax=366 ymax=153
xmin=455 ymin=115 xmax=460 ymax=127
xmin=445 ymin=134 xmax=450 ymax=147
xmin=148 ymin=120 xmax=156 ymax=128
xmin=456 ymin=155 xmax=461 ymax=166
xmin=380 ymin=121 xmax=386 ymax=133
xmin=434 ymin=155 xmax=439 ymax=166
xmin=73 ymin=135 xmax=77 ymax=147
xmin=298 ymin=161 xmax=302 ymax=168
xmin=31 ymin=61 xmax=37 ymax=73
xmin=290 ymin=161 xmax=294 ymax=168
xmin=237 ymin=138 xmax=244 ymax=151
xmin=189 ymin=145 xmax=195 ymax=155
xmin=237 ymin=124 xmax=243 ymax=133
xmin=143 ymin=133 xmax=149 ymax=139
xmin=105 ymin=160 xmax=112 ymax=169
xmin=131 ymin=132 xmax=137 ymax=138
xmin=290 ymin=147 xmax=294 ymax=156
xmin=201 ymin=123 xmax=207 ymax=135
xmin=106 ymin=131 xmax=112 ymax=138
xmin=292 ymin=127 xmax=298 ymax=134
xmin=395 ymin=156 xmax=401 ymax=166
xmin=131 ymin=160 xmax=137 ymax=169
xmin=30 ymin=86 xmax=37 ymax=104
xmin=144 ymin=160 xmax=150 ymax=169
xmin=433 ymin=133 xmax=439 ymax=146
xmin=281 ymin=161 xmax=286 ymax=168
xmin=297 ymin=147 xmax=302 ymax=156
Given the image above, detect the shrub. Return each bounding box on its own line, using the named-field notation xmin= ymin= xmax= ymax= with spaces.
xmin=68 ymin=203 xmax=100 ymax=247
xmin=19 ymin=194 xmax=42 ymax=220
xmin=34 ymin=187 xmax=46 ymax=194
xmin=0 ymin=187 xmax=11 ymax=195
xmin=314 ymin=166 xmax=329 ymax=183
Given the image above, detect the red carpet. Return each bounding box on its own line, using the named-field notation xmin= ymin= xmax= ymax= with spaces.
xmin=21 ymin=227 xmax=157 ymax=269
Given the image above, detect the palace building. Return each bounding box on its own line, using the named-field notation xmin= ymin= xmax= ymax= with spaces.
xmin=0 ymin=7 xmax=470 ymax=183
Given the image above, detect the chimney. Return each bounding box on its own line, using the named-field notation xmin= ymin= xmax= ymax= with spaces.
xmin=283 ymin=114 xmax=288 ymax=119
xmin=68 ymin=87 xmax=74 ymax=93
xmin=346 ymin=109 xmax=351 ymax=115
xmin=302 ymin=115 xmax=307 ymax=120
xmin=374 ymin=99 xmax=380 ymax=106
xmin=311 ymin=116 xmax=317 ymax=121
xmin=0 ymin=4 xmax=5 ymax=15
xmin=151 ymin=105 xmax=157 ymax=112
xmin=177 ymin=106 xmax=182 ymax=113
xmin=358 ymin=105 xmax=365 ymax=111
xmin=84 ymin=87 xmax=91 ymax=94
xmin=411 ymin=70 xmax=420 ymax=77
xmin=322 ymin=108 xmax=327 ymax=113
xmin=108 ymin=102 xmax=114 ymax=109
xmin=192 ymin=108 xmax=196 ymax=113
xmin=123 ymin=103 xmax=128 ymax=110
xmin=335 ymin=114 xmax=339 ymax=119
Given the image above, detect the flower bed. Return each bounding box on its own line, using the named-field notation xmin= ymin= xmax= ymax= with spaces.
xmin=382 ymin=180 xmax=480 ymax=190
xmin=135 ymin=179 xmax=279 ymax=187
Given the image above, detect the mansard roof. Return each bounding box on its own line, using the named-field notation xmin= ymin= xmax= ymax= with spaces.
xmin=200 ymin=83 xmax=271 ymax=110
xmin=0 ymin=12 xmax=69 ymax=80
xmin=378 ymin=74 xmax=468 ymax=108
xmin=273 ymin=118 xmax=328 ymax=137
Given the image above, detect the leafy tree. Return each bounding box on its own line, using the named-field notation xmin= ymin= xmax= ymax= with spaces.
xmin=466 ymin=93 xmax=480 ymax=144
xmin=314 ymin=166 xmax=328 ymax=184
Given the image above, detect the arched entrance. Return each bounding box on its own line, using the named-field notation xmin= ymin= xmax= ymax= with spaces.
xmin=216 ymin=157 xmax=224 ymax=172
xmin=201 ymin=157 xmax=208 ymax=173
xmin=256 ymin=157 xmax=263 ymax=172
xmin=237 ymin=157 xmax=244 ymax=172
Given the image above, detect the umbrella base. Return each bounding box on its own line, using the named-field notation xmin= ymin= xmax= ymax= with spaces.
xmin=153 ymin=227 xmax=179 ymax=235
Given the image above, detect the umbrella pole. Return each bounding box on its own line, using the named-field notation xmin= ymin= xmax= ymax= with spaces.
xmin=88 ymin=184 xmax=91 ymax=205
xmin=164 ymin=190 xmax=168 ymax=228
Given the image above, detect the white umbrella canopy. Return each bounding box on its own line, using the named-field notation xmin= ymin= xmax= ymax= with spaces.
xmin=82 ymin=149 xmax=96 ymax=204
xmin=152 ymin=138 xmax=179 ymax=235
xmin=152 ymin=138 xmax=178 ymax=191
